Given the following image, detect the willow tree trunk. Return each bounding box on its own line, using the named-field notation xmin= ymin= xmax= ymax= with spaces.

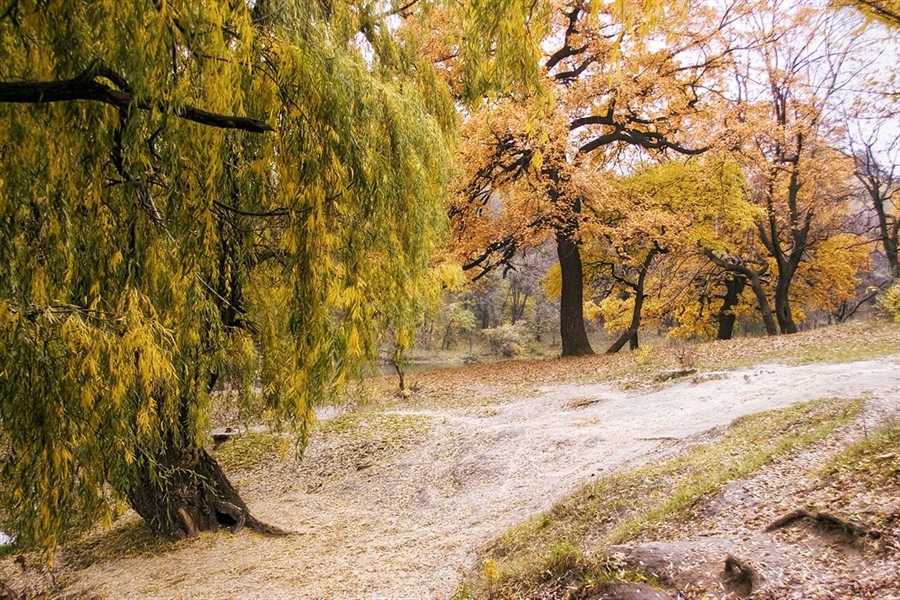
xmin=127 ymin=446 xmax=283 ymax=539
xmin=124 ymin=204 xmax=290 ymax=539
xmin=556 ymin=231 xmax=594 ymax=356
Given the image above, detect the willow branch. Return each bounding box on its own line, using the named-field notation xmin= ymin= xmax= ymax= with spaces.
xmin=0 ymin=65 xmax=274 ymax=133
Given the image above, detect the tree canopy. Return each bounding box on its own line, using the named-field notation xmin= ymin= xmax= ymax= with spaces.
xmin=449 ymin=0 xmax=890 ymax=351
xmin=0 ymin=0 xmax=472 ymax=553
xmin=450 ymin=0 xmax=743 ymax=355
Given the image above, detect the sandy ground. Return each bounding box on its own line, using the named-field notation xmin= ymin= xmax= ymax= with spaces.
xmin=16 ymin=356 xmax=900 ymax=599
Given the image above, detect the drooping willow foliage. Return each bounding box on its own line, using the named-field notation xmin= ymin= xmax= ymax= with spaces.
xmin=0 ymin=0 xmax=464 ymax=551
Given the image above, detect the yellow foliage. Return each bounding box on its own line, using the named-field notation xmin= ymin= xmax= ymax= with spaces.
xmin=598 ymin=296 xmax=635 ymax=333
xmin=878 ymin=283 xmax=900 ymax=322
xmin=0 ymin=0 xmax=462 ymax=554
xmin=432 ymin=260 xmax=469 ymax=292
xmin=795 ymin=234 xmax=871 ymax=315
xmin=483 ymin=558 xmax=500 ymax=583
xmin=632 ymin=346 xmax=653 ymax=365
xmin=668 ymin=300 xmax=717 ymax=341
xmin=543 ymin=263 xmax=562 ymax=299
xmin=583 ymin=300 xmax=604 ymax=323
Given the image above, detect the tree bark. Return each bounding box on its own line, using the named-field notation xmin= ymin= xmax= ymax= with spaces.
xmin=773 ymin=272 xmax=798 ymax=334
xmin=125 ymin=192 xmax=288 ymax=541
xmin=606 ymin=246 xmax=659 ymax=353
xmin=704 ymin=251 xmax=777 ymax=336
xmin=556 ymin=230 xmax=594 ymax=356
xmin=716 ymin=273 xmax=745 ymax=340
xmin=747 ymin=270 xmax=778 ymax=336
xmin=606 ymin=327 xmax=638 ymax=353
xmin=127 ymin=447 xmax=286 ymax=539
xmin=869 ymin=182 xmax=900 ymax=280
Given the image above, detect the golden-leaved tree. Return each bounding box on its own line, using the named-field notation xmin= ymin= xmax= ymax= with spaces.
xmin=450 ymin=0 xmax=740 ymax=355
xmin=0 ymin=0 xmax=538 ymax=554
xmin=582 ymin=156 xmax=756 ymax=350
xmin=715 ymin=1 xmax=872 ymax=334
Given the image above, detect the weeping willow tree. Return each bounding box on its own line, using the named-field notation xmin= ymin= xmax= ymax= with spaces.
xmin=0 ymin=0 xmax=520 ymax=553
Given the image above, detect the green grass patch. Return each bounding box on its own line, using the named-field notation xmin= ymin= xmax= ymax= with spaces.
xmin=0 ymin=541 xmax=17 ymax=559
xmin=822 ymin=418 xmax=900 ymax=489
xmin=214 ymin=431 xmax=289 ymax=472
xmin=476 ymin=397 xmax=864 ymax=598
xmin=315 ymin=410 xmax=433 ymax=446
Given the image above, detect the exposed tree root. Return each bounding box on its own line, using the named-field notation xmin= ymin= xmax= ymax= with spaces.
xmin=765 ymin=509 xmax=878 ymax=544
xmin=244 ymin=515 xmax=293 ymax=537
xmin=723 ymin=554 xmax=760 ymax=597
xmin=656 ymin=368 xmax=697 ymax=382
xmin=129 ymin=448 xmax=294 ymax=540
xmin=176 ymin=507 xmax=199 ymax=538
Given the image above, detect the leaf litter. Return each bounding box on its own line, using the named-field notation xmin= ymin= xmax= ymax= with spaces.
xmin=1 ymin=321 xmax=899 ymax=599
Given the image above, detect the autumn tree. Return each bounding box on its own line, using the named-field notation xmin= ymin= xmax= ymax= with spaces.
xmin=716 ymin=0 xmax=873 ymax=334
xmin=583 ymin=149 xmax=869 ymax=343
xmin=451 ymin=0 xmax=741 ymax=356
xmin=0 ymin=0 xmax=537 ymax=554
xmin=583 ymin=156 xmax=754 ymax=350
xmin=846 ymin=124 xmax=900 ymax=280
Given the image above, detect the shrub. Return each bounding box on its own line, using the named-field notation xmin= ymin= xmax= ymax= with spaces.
xmin=482 ymin=322 xmax=530 ymax=357
xmin=877 ymin=282 xmax=900 ymax=322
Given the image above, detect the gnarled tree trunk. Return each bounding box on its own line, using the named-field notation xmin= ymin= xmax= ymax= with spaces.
xmin=704 ymin=251 xmax=777 ymax=336
xmin=773 ymin=272 xmax=799 ymax=334
xmin=127 ymin=446 xmax=285 ymax=539
xmin=716 ymin=273 xmax=746 ymax=340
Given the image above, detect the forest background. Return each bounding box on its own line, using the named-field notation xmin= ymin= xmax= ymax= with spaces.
xmin=401 ymin=0 xmax=900 ymax=366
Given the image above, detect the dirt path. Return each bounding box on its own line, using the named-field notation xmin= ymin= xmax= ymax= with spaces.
xmin=45 ymin=357 xmax=900 ymax=598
